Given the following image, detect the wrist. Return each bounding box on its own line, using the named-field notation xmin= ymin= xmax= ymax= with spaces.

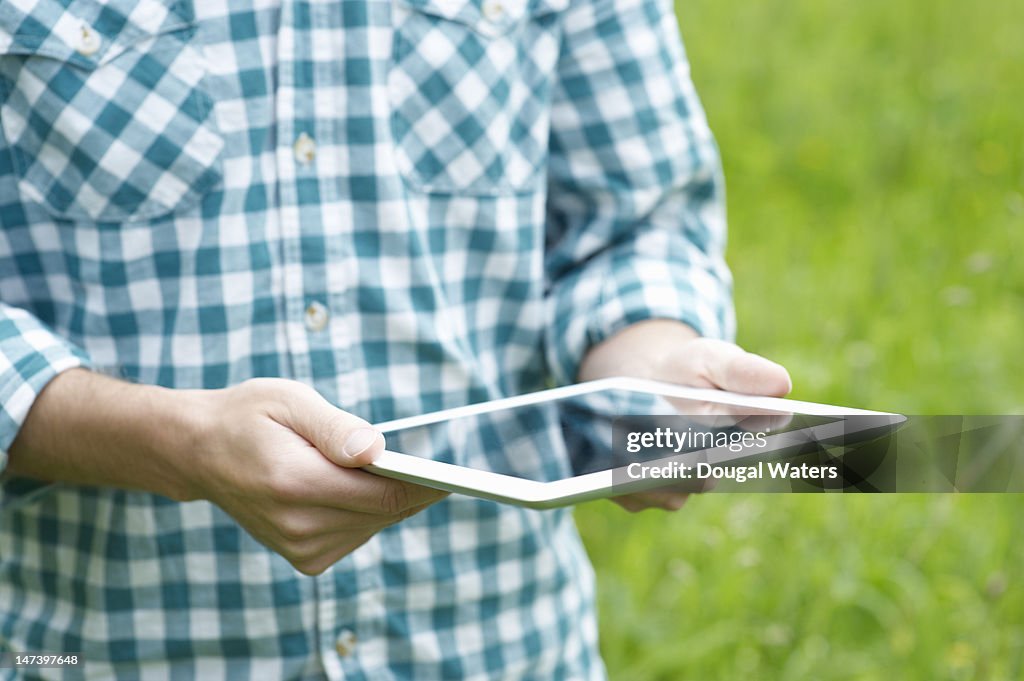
xmin=150 ymin=387 xmax=219 ymax=502
xmin=578 ymin=319 xmax=700 ymax=382
xmin=8 ymin=369 xmax=215 ymax=501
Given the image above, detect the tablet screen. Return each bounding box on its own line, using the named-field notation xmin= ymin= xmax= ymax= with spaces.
xmin=379 ymin=387 xmax=845 ymax=484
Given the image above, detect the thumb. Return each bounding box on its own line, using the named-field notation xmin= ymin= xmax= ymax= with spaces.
xmin=279 ymin=384 xmax=386 ymax=467
xmin=697 ymin=339 xmax=792 ymax=397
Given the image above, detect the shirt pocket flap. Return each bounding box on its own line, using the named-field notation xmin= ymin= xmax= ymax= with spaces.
xmin=396 ymin=0 xmax=569 ymax=37
xmin=0 ymin=0 xmax=220 ymax=223
xmin=0 ymin=0 xmax=193 ymax=69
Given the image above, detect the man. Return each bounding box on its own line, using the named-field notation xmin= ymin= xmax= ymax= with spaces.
xmin=0 ymin=0 xmax=789 ymax=677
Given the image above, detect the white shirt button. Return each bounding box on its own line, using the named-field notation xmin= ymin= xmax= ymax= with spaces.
xmin=304 ymin=301 xmax=329 ymax=332
xmin=335 ymin=629 xmax=357 ymax=658
xmin=483 ymin=0 xmax=505 ymax=21
xmin=76 ymin=23 xmax=101 ymax=57
xmin=293 ymin=132 xmax=316 ymax=166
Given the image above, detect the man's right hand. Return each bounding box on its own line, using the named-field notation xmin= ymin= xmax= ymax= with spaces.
xmin=7 ymin=370 xmax=448 ymax=575
xmin=190 ymin=378 xmax=448 ymax=575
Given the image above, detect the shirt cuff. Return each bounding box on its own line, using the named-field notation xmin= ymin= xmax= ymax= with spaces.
xmin=0 ymin=304 xmax=91 ymax=469
xmin=545 ymin=251 xmax=736 ymax=386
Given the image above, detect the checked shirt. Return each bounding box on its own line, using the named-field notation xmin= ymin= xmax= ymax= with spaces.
xmin=0 ymin=0 xmax=733 ymax=677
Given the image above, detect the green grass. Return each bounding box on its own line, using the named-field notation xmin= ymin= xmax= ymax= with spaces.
xmin=579 ymin=496 xmax=1024 ymax=681
xmin=576 ymin=1 xmax=1024 ymax=678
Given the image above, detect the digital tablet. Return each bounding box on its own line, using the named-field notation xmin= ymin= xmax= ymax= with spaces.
xmin=365 ymin=377 xmax=905 ymax=508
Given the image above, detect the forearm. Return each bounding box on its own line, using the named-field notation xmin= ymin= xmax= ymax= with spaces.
xmin=5 ymin=368 xmax=204 ymax=501
xmin=543 ymin=0 xmax=734 ymax=385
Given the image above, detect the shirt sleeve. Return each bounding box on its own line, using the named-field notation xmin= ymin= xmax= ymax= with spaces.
xmin=0 ymin=303 xmax=91 ymax=472
xmin=543 ymin=0 xmax=735 ymax=385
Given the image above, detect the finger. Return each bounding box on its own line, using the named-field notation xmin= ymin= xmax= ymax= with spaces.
xmin=275 ymin=384 xmax=386 ymax=467
xmin=271 ymin=495 xmax=441 ymax=542
xmin=286 ymin=501 xmax=440 ymax=575
xmin=634 ymin=491 xmax=690 ymax=510
xmin=735 ymin=411 xmax=794 ymax=433
xmin=697 ymin=339 xmax=792 ymax=397
xmin=612 ymin=496 xmax=645 ymax=513
xmin=283 ymin=456 xmax=448 ymax=514
xmin=266 ymin=504 xmax=375 ymax=542
xmin=288 ymin=531 xmax=377 ymax=576
xmin=612 ymin=491 xmax=689 ymax=512
xmin=663 ymin=397 xmax=794 ymax=432
xmin=351 ymin=474 xmax=450 ymax=517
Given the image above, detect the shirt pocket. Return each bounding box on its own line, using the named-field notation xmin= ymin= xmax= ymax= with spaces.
xmin=389 ymin=0 xmax=568 ymax=196
xmin=0 ymin=0 xmax=223 ymax=223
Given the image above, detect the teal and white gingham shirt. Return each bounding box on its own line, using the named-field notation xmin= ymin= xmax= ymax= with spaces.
xmin=0 ymin=0 xmax=733 ymax=677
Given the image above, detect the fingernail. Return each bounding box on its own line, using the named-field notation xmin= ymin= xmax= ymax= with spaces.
xmin=343 ymin=428 xmax=379 ymax=458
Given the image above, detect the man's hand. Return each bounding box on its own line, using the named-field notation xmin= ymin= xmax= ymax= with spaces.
xmin=188 ymin=379 xmax=448 ymax=574
xmin=7 ymin=371 xmax=447 ymax=575
xmin=578 ymin=319 xmax=791 ymax=512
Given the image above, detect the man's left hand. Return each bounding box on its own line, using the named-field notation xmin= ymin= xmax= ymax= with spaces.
xmin=577 ymin=319 xmax=792 ymax=512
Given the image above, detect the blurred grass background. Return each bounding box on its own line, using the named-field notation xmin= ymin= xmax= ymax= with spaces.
xmin=575 ymin=0 xmax=1024 ymax=678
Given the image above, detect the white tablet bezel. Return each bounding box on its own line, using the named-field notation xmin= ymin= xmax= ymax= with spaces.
xmin=365 ymin=377 xmax=904 ymax=508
